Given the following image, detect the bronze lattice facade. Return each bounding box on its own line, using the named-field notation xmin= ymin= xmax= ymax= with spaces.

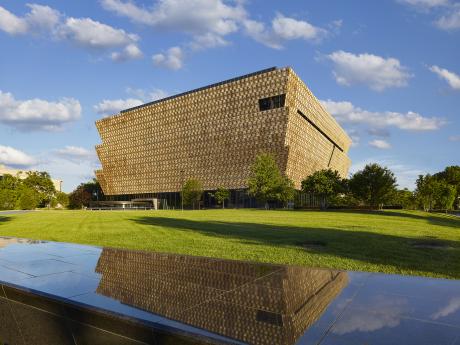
xmin=95 ymin=67 xmax=351 ymax=196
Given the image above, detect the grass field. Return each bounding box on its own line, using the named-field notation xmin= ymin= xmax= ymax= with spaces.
xmin=0 ymin=209 xmax=459 ymax=279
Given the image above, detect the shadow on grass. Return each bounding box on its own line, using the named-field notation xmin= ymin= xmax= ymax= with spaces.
xmin=228 ymin=208 xmax=460 ymax=229
xmin=296 ymin=209 xmax=460 ymax=229
xmin=0 ymin=216 xmax=11 ymax=224
xmin=131 ymin=216 xmax=460 ymax=278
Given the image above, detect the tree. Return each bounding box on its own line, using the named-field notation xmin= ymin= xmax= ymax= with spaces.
xmin=182 ymin=179 xmax=203 ymax=209
xmin=391 ymin=188 xmax=417 ymax=209
xmin=434 ymin=166 xmax=460 ymax=209
xmin=68 ymin=185 xmax=92 ymax=209
xmin=247 ymin=153 xmax=295 ymax=209
xmin=0 ymin=189 xmax=18 ymax=210
xmin=16 ymin=186 xmax=39 ymax=210
xmin=437 ymin=182 xmax=456 ymax=212
xmin=301 ymin=169 xmax=346 ymax=209
xmin=55 ymin=192 xmax=69 ymax=208
xmin=23 ymin=171 xmax=56 ymax=207
xmin=0 ymin=173 xmax=21 ymax=190
xmin=415 ymin=174 xmax=439 ymax=211
xmin=68 ymin=179 xmax=104 ymax=209
xmin=276 ymin=176 xmax=295 ymax=205
xmin=349 ymin=163 xmax=397 ymax=209
xmin=0 ymin=174 xmax=20 ymax=210
xmin=214 ymin=187 xmax=230 ymax=209
xmin=81 ymin=179 xmax=104 ymax=201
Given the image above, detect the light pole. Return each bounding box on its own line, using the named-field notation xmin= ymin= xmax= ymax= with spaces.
xmin=180 ymin=170 xmax=184 ymax=211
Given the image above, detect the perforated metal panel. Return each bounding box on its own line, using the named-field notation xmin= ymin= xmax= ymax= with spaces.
xmin=95 ymin=67 xmax=351 ymax=195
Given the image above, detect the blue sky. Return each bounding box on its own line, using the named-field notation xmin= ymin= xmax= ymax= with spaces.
xmin=0 ymin=0 xmax=459 ymax=192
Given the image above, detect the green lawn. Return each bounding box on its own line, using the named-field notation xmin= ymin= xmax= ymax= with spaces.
xmin=0 ymin=209 xmax=459 ymax=279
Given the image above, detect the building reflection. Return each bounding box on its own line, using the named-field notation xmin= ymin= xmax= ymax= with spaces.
xmin=0 ymin=237 xmax=42 ymax=248
xmin=95 ymin=248 xmax=348 ymax=345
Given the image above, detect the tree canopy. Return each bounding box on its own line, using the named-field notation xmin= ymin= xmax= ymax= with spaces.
xmin=0 ymin=171 xmax=60 ymax=210
xmin=301 ymin=169 xmax=346 ymax=209
xmin=415 ymin=168 xmax=459 ymax=211
xmin=433 ymin=166 xmax=460 ymax=209
xmin=23 ymin=171 xmax=56 ymax=207
xmin=349 ymin=163 xmax=397 ymax=209
xmin=68 ymin=179 xmax=103 ymax=209
xmin=247 ymin=153 xmax=295 ymax=208
xmin=182 ymin=179 xmax=203 ymax=209
xmin=213 ymin=187 xmax=230 ymax=209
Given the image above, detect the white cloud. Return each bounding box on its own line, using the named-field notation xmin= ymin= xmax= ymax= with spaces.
xmin=397 ymin=0 xmax=449 ymax=10
xmin=0 ymin=4 xmax=60 ymax=35
xmin=59 ymin=17 xmax=138 ymax=49
xmin=449 ymin=135 xmax=460 ymax=142
xmin=429 ymin=65 xmax=460 ymax=89
xmin=397 ymin=0 xmax=460 ymax=31
xmin=329 ymin=19 xmax=343 ymax=32
xmin=100 ymin=0 xmax=245 ymax=35
xmin=33 ymin=154 xmax=100 ymax=192
xmin=272 ymin=14 xmax=326 ymax=41
xmin=350 ymin=158 xmax=425 ymax=189
xmin=100 ymin=0 xmax=246 ymax=59
xmin=94 ymin=98 xmax=144 ymax=116
xmin=55 ymin=146 xmax=95 ymax=161
xmin=327 ymin=51 xmax=411 ymax=91
xmin=111 ymin=43 xmax=143 ymax=61
xmin=152 ymin=46 xmax=184 ymax=70
xmin=367 ymin=127 xmax=391 ymax=138
xmin=431 ymin=297 xmax=460 ymax=320
xmin=242 ymin=19 xmax=282 ymax=49
xmin=369 ymin=139 xmax=392 ymax=149
xmin=346 ymin=128 xmax=361 ymax=147
xmin=25 ymin=4 xmax=61 ymax=32
xmin=0 ymin=6 xmax=28 ymax=34
xmin=95 ymin=87 xmax=168 ymax=116
xmin=1 ymin=145 xmax=100 ymax=192
xmin=101 ymin=0 xmax=245 ymax=51
xmin=125 ymin=87 xmax=168 ymax=102
xmin=100 ymin=1 xmax=329 ymax=50
xmin=0 ymin=145 xmax=36 ymax=167
xmin=189 ymin=32 xmax=230 ymax=50
xmin=244 ymin=14 xmax=327 ymax=49
xmin=0 ymin=4 xmax=142 ymax=61
xmin=435 ymin=4 xmax=460 ymax=30
xmin=321 ymin=99 xmax=445 ymax=131
xmin=99 ymin=0 xmax=155 ymax=25
xmin=0 ymin=90 xmax=81 ymax=131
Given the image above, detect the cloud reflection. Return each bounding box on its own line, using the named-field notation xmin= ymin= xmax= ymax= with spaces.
xmin=333 ymin=295 xmax=408 ymax=335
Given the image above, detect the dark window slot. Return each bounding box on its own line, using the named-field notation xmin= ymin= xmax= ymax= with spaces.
xmin=259 ymin=94 xmax=286 ymax=111
xmin=297 ymin=110 xmax=344 ymax=152
xmin=328 ymin=145 xmax=336 ymax=167
xmin=256 ymin=310 xmax=283 ymax=326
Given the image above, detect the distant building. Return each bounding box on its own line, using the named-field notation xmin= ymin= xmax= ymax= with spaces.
xmin=0 ymin=165 xmax=63 ymax=192
xmin=95 ymin=67 xmax=351 ymax=207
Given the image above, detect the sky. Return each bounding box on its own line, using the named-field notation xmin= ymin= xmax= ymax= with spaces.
xmin=0 ymin=0 xmax=459 ymax=192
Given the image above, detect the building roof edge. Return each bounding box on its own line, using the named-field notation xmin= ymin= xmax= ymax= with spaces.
xmin=119 ymin=66 xmax=279 ymax=114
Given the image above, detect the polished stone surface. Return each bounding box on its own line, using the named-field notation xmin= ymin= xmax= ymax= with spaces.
xmin=0 ymin=236 xmax=459 ymax=345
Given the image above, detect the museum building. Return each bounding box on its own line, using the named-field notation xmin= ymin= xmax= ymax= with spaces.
xmin=94 ymin=67 xmax=351 ymax=208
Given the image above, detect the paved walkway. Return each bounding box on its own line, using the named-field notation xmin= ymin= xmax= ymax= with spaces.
xmin=0 ymin=210 xmax=33 ymax=215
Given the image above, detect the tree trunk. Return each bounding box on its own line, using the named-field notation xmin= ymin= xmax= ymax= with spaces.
xmin=320 ymin=196 xmax=327 ymax=210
